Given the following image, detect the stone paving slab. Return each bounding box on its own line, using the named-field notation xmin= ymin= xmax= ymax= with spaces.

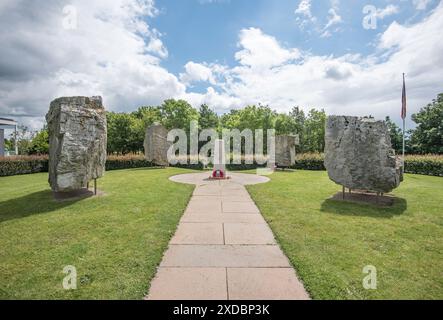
xmin=160 ymin=245 xmax=291 ymax=268
xmin=171 ymin=223 xmax=224 ymax=245
xmin=181 ymin=213 xmax=267 ymax=224
xmin=224 ymin=223 xmax=276 ymax=245
xmin=147 ymin=267 xmax=227 ymax=300
xmin=222 ymin=201 xmax=260 ymax=214
xmin=227 ymin=268 xmax=310 ymax=300
xmin=147 ymin=172 xmax=310 ymax=300
xmin=186 ymin=199 xmax=222 ymax=213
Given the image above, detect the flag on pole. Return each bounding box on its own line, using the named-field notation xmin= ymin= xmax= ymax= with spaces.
xmin=401 ymin=73 xmax=407 ymax=119
xmin=401 ymin=73 xmax=406 ymax=173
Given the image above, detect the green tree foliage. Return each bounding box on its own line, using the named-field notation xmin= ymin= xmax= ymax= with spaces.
xmin=14 ymin=93 xmax=442 ymax=156
xmin=160 ymin=99 xmax=199 ymax=132
xmin=302 ymin=109 xmax=326 ymax=152
xmin=29 ymin=128 xmax=49 ymax=155
xmin=409 ymin=93 xmax=443 ymax=154
xmin=8 ymin=125 xmax=33 ymax=155
xmin=132 ymin=106 xmax=162 ymax=128
xmin=385 ymin=116 xmax=403 ymax=154
xmin=106 ymin=112 xmax=143 ymax=154
xmin=198 ymin=104 xmax=219 ymax=129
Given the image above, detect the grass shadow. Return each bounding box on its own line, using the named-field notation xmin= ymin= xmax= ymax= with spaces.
xmin=0 ymin=190 xmax=86 ymax=223
xmin=320 ymin=197 xmax=408 ymax=219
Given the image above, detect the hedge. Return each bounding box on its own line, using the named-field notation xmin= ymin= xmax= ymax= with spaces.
xmin=0 ymin=156 xmax=49 ymax=177
xmin=0 ymin=155 xmax=203 ymax=177
xmin=1 ymin=154 xmax=442 ymax=177
xmin=404 ymin=155 xmax=443 ymax=177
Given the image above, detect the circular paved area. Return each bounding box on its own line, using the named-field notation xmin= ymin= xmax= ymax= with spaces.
xmin=169 ymin=171 xmax=270 ymax=186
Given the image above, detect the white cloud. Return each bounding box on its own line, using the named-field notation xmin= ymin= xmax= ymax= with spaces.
xmin=413 ymin=0 xmax=432 ymax=10
xmin=180 ymin=62 xmax=216 ymax=85
xmin=295 ymin=0 xmax=313 ymax=18
xmin=375 ymin=4 xmax=400 ymax=19
xmin=234 ymin=28 xmax=300 ymax=70
xmin=296 ymin=0 xmax=342 ymax=37
xmin=0 ymin=0 xmax=184 ymax=129
xmin=324 ymin=8 xmax=342 ymax=30
xmin=191 ymin=2 xmax=443 ymax=127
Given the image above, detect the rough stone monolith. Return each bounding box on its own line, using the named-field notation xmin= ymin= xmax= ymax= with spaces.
xmin=275 ymin=135 xmax=299 ymax=168
xmin=324 ymin=116 xmax=403 ymax=193
xmin=46 ymin=96 xmax=107 ymax=192
xmin=144 ymin=123 xmax=170 ymax=166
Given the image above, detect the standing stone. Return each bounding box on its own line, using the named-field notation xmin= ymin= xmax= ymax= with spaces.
xmin=324 ymin=116 xmax=403 ymax=193
xmin=144 ymin=123 xmax=170 ymax=166
xmin=275 ymin=135 xmax=299 ymax=168
xmin=46 ymin=96 xmax=107 ymax=192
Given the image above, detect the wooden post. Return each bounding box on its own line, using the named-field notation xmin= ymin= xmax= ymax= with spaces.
xmin=94 ymin=179 xmax=97 ymax=195
xmin=342 ymin=186 xmax=345 ymax=200
xmin=376 ymin=192 xmax=380 ymax=204
xmin=349 ymin=189 xmax=352 ymax=194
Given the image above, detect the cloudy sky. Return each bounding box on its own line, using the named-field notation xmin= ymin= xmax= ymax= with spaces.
xmin=0 ymin=0 xmax=442 ymax=131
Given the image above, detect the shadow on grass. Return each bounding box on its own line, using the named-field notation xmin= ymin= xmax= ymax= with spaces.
xmin=0 ymin=190 xmax=84 ymax=223
xmin=320 ymin=197 xmax=408 ymax=218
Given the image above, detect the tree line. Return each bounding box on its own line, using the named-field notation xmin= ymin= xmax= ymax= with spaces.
xmin=5 ymin=93 xmax=442 ymax=156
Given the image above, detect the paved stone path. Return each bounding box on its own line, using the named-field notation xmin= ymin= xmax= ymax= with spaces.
xmin=146 ymin=172 xmax=309 ymax=300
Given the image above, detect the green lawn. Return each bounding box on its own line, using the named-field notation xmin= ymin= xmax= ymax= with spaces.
xmin=247 ymin=171 xmax=443 ymax=300
xmin=1 ymin=169 xmax=442 ymax=300
xmin=0 ymin=168 xmax=194 ymax=299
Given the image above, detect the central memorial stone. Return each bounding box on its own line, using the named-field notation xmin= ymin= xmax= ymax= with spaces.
xmin=211 ymin=139 xmax=229 ymax=179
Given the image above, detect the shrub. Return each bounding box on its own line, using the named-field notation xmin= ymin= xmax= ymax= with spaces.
xmin=0 ymin=153 xmax=442 ymax=177
xmin=0 ymin=155 xmax=49 ymax=176
xmin=105 ymin=155 xmax=153 ymax=171
xmin=293 ymin=152 xmax=325 ymax=171
xmin=404 ymin=154 xmax=443 ymax=177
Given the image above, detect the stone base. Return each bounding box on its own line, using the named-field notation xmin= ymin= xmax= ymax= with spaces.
xmin=53 ymin=188 xmax=104 ymax=202
xmin=208 ymin=176 xmax=231 ymax=181
xmin=331 ymin=191 xmax=395 ymax=207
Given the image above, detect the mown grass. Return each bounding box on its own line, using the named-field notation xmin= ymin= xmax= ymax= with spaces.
xmin=0 ymin=168 xmax=194 ymax=299
xmin=247 ymin=171 xmax=443 ymax=300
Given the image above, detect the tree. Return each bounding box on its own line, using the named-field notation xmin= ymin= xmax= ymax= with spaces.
xmin=106 ymin=112 xmax=142 ymax=154
xmin=303 ymin=109 xmax=326 ymax=152
xmin=274 ymin=113 xmax=296 ymax=135
xmin=198 ymin=104 xmax=219 ymax=129
xmin=160 ymin=99 xmax=199 ymax=132
xmin=132 ymin=106 xmax=162 ymax=129
xmin=9 ymin=125 xmax=33 ymax=155
xmin=409 ymin=93 xmax=443 ymax=154
xmin=385 ymin=116 xmax=403 ymax=154
xmin=29 ymin=128 xmax=49 ymax=155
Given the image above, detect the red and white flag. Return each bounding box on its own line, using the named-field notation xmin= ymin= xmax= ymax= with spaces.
xmin=401 ymin=73 xmax=407 ymax=120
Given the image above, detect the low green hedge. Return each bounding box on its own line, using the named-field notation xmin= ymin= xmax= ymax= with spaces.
xmin=0 ymin=156 xmax=49 ymax=177
xmin=0 ymin=155 xmax=204 ymax=177
xmin=1 ymin=154 xmax=442 ymax=177
xmin=404 ymin=155 xmax=443 ymax=177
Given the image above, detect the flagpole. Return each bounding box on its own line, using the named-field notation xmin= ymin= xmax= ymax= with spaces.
xmin=402 ymin=113 xmax=405 ymax=173
xmin=402 ymin=73 xmax=406 ymax=174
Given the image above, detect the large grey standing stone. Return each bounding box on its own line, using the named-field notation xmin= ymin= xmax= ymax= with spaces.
xmin=46 ymin=96 xmax=107 ymax=192
xmin=275 ymin=135 xmax=299 ymax=168
xmin=324 ymin=116 xmax=403 ymax=193
xmin=144 ymin=123 xmax=171 ymax=166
